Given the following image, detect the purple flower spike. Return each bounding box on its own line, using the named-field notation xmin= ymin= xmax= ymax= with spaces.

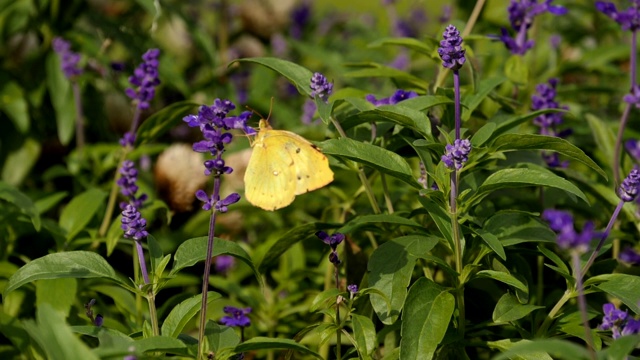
xmin=52 ymin=37 xmax=83 ymax=78
xmin=619 ymin=167 xmax=640 ymax=202
xmin=438 ymin=25 xmax=466 ymax=70
xmin=221 ymin=306 xmax=251 ymax=328
xmin=442 ymin=139 xmax=472 ymax=170
xmin=290 ymin=0 xmax=312 ymax=39
xmin=531 ymin=79 xmax=570 ymax=167
xmin=619 ymin=246 xmax=640 ymax=265
xmin=310 ymin=72 xmax=333 ymax=102
xmin=542 ymin=209 xmax=598 ymax=252
xmin=600 ymin=302 xmax=631 ymax=339
xmin=121 ymin=204 xmax=149 ymax=240
xmin=125 ymin=48 xmax=161 ymax=110
xmin=596 ymin=1 xmax=640 ymax=31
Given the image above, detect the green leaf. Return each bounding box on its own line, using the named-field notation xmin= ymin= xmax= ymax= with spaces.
xmin=505 ymin=55 xmax=529 ymax=85
xmin=258 ymin=222 xmax=335 ymax=272
xmin=588 ymin=274 xmax=640 ymax=314
xmin=127 ymin=336 xmax=189 ymax=355
xmin=473 ymin=168 xmax=588 ymax=205
xmin=0 ymin=312 xmax=30 ymax=354
xmin=234 ymin=337 xmax=323 ymax=359
xmin=205 ymin=320 xmax=240 ymax=353
xmin=493 ymin=293 xmax=544 ymax=324
xmin=472 ymin=122 xmax=497 ymax=147
xmin=338 ymin=214 xmax=422 ymax=234
xmin=538 ymin=246 xmax=571 ymax=280
xmin=22 ymin=303 xmax=99 ymax=360
xmin=36 ymin=278 xmax=77 ymax=318
xmin=491 ymin=339 xmax=591 ymax=360
xmin=320 ymin=138 xmax=420 ymax=188
xmin=59 ymin=188 xmax=108 ymax=241
xmin=344 ymin=65 xmax=429 ymax=89
xmin=461 ymin=77 xmax=506 ymax=121
xmin=400 ymin=278 xmax=454 ymax=360
xmin=45 ymin=52 xmax=75 ymax=145
xmin=235 ymin=57 xmax=314 ymax=96
xmin=0 ymin=181 xmax=41 ymax=231
xmin=1 ymin=138 xmax=41 ymax=186
xmin=471 ymin=227 xmax=506 ymax=261
xmin=0 ymin=81 xmax=29 ymax=133
xmin=171 ymin=238 xmax=261 ymax=285
xmin=310 ymin=288 xmax=341 ymax=312
xmin=340 ymin=105 xmax=432 ymax=138
xmin=4 ymin=251 xmax=124 ymax=296
xmin=369 ymin=235 xmax=440 ymax=325
xmin=475 ymin=270 xmax=528 ymax=293
xmin=136 ymin=100 xmax=199 ymax=145
xmin=484 ymin=211 xmax=556 ymax=247
xmin=350 ymin=314 xmax=377 ymax=359
xmin=367 ymin=37 xmax=437 ymax=56
xmin=487 ymin=339 xmax=553 ymax=360
xmin=491 ymin=134 xmax=606 ymax=179
xmin=161 ymin=292 xmax=220 ymax=338
xmin=605 ymin=334 xmax=640 ymax=359
xmin=586 ymin=113 xmax=616 ymax=174
xmin=418 ymin=196 xmax=453 ymax=246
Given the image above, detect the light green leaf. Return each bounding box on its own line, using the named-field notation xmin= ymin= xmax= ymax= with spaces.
xmin=338 ymin=214 xmax=422 ymax=234
xmin=1 ymin=138 xmax=41 ymax=186
xmin=36 ymin=278 xmax=77 ymax=318
xmin=505 ymin=55 xmax=529 ymax=85
xmin=400 ymin=278 xmax=454 ymax=360
xmin=0 ymin=181 xmax=41 ymax=230
xmin=59 ymin=188 xmax=108 ymax=241
xmin=161 ymin=292 xmax=220 ymax=338
xmin=493 ymin=293 xmax=544 ymax=324
xmin=235 ymin=57 xmax=314 ymax=96
xmin=476 ymin=270 xmax=528 ymax=293
xmin=461 ymin=77 xmax=506 ymax=121
xmin=350 ymin=314 xmax=376 ymax=359
xmin=588 ymin=274 xmax=640 ymax=314
xmin=234 ymin=337 xmax=323 ymax=359
xmin=487 ymin=339 xmax=553 ymax=360
xmin=471 ymin=227 xmax=506 ymax=261
xmin=344 ymin=65 xmax=429 ymax=89
xmin=340 ymin=105 xmax=432 ymax=138
xmin=491 ymin=339 xmax=591 ymax=360
xmin=205 ymin=320 xmax=240 ymax=353
xmin=320 ymin=138 xmax=420 ymax=188
xmin=4 ymin=251 xmax=124 ymax=296
xmin=484 ymin=211 xmax=556 ymax=247
xmin=367 ymin=37 xmax=437 ymax=56
xmin=45 ymin=52 xmax=75 ymax=145
xmin=0 ymin=81 xmax=30 ymax=133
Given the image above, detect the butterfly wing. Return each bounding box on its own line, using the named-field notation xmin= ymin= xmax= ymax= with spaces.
xmin=244 ymin=129 xmax=297 ymax=211
xmin=278 ymin=131 xmax=334 ymax=195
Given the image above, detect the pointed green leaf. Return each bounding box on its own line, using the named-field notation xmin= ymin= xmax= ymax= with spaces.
xmin=400 ymin=278 xmax=454 ymax=360
xmin=461 ymin=77 xmax=506 ymax=120
xmin=36 ymin=278 xmax=77 ymax=318
xmin=340 ymin=105 xmax=432 ymax=138
xmin=205 ymin=320 xmax=240 ymax=353
xmin=136 ymin=101 xmax=199 ymax=145
xmin=0 ymin=181 xmax=41 ymax=230
xmin=491 ymin=134 xmax=605 ymax=179
xmin=338 ymin=214 xmax=422 ymax=234
xmin=369 ymin=235 xmax=440 ymax=325
xmin=484 ymin=211 xmax=556 ymax=247
xmin=4 ymin=251 xmax=124 ymax=295
xmin=59 ymin=188 xmax=107 ymax=241
xmin=493 ymin=293 xmax=544 ymax=323
xmin=588 ymin=274 xmax=640 ymax=314
xmin=46 ymin=52 xmax=75 ymax=145
xmin=487 ymin=339 xmax=553 ymax=360
xmin=0 ymin=312 xmax=30 ymax=354
xmin=491 ymin=339 xmax=591 ymax=360
xmin=0 ymin=81 xmax=30 ymax=133
xmin=344 ymin=65 xmax=429 ymax=89
xmin=473 ymin=168 xmax=588 ymax=205
xmin=350 ymin=314 xmax=376 ymax=359
xmin=235 ymin=57 xmax=314 ymax=96
xmin=1 ymin=138 xmax=41 ymax=187
xmin=367 ymin=37 xmax=437 ymax=55
xmin=161 ymin=292 xmax=220 ymax=338
xmin=476 ymin=270 xmax=528 ymax=293
xmin=471 ymin=227 xmax=506 ymax=260
xmin=234 ymin=337 xmax=323 ymax=358
xmin=320 ymin=138 xmax=420 ymax=188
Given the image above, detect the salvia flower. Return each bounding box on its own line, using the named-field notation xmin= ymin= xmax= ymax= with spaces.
xmin=619 ymin=246 xmax=640 ymax=265
xmin=624 ymin=84 xmax=640 ymax=108
xmin=442 ymin=139 xmax=472 ymax=170
xmin=596 ymin=0 xmax=640 ymax=31
xmin=84 ymin=299 xmax=103 ymax=326
xmin=290 ymin=0 xmax=312 ymax=39
xmin=121 ymin=204 xmax=149 ymax=241
xmin=619 ymin=167 xmax=640 ymax=201
xmin=438 ymin=24 xmax=466 ymax=70
xmin=599 ymin=302 xmax=640 ymax=339
xmin=52 ymin=37 xmax=83 ymax=78
xmin=195 ymin=190 xmax=241 ymax=212
xmin=347 ymin=284 xmax=359 ymax=294
xmin=626 ymin=139 xmax=640 ymax=162
xmin=366 ymin=90 xmax=418 ymax=106
xmin=125 ymin=48 xmax=161 ymax=110
xmin=497 ymin=0 xmax=567 ymax=55
xmin=542 ymin=209 xmax=598 ymax=252
xmin=310 ymin=72 xmax=333 ymax=102
xmin=317 ymin=231 xmax=345 ymax=266
xmin=117 ymin=160 xmax=148 ymax=210
xmin=301 ymin=99 xmax=318 ymax=124
xmin=220 ymin=306 xmax=251 ymax=327
xmin=215 ymin=255 xmax=236 ymax=274
xmin=531 ymin=79 xmax=571 ymax=167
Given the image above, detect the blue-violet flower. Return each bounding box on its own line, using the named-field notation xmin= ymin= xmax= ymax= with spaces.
xmin=317 ymin=231 xmax=345 ymax=266
xmin=366 ymin=89 xmax=418 ymax=106
xmin=442 ymin=139 xmax=471 ymax=170
xmin=542 ymin=209 xmax=598 ymax=252
xmin=438 ymin=24 xmax=466 ymax=70
xmin=125 ymin=48 xmax=161 ymax=111
xmin=52 ymin=37 xmax=83 ymax=78
xmin=221 ymin=306 xmax=251 ymax=327
xmin=619 ymin=246 xmax=640 ymax=265
xmin=596 ymin=0 xmax=640 ymax=31
xmin=121 ymin=204 xmax=149 ymax=241
xmin=619 ymin=167 xmax=640 ymax=202
xmin=310 ymin=72 xmax=333 ymax=102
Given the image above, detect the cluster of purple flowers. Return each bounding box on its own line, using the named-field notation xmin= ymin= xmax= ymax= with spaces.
xmin=347 ymin=284 xmax=358 ymax=295
xmin=618 ymin=167 xmax=640 ymax=201
xmin=600 ymin=303 xmax=640 ymax=339
xmin=498 ymin=0 xmax=567 ymax=55
xmin=52 ymin=37 xmax=83 ymax=78
xmin=302 ymin=72 xmax=333 ymax=124
xmin=531 ymin=78 xmax=571 ymax=167
xmin=117 ymin=159 xmax=149 ymax=241
xmin=542 ymin=209 xmax=598 ymax=252
xmin=437 ymin=25 xmax=466 ymax=71
xmin=442 ymin=139 xmax=472 ymax=170
xmin=317 ymin=231 xmax=345 ymax=266
xmin=221 ymin=306 xmax=251 ymax=328
xmin=596 ymin=0 xmax=640 ymax=32
xmin=125 ymin=48 xmax=161 ymax=111
xmin=290 ymin=0 xmax=312 ymax=39
xmin=366 ymin=90 xmax=418 ymax=106
xmin=183 ymin=99 xmax=253 ymax=212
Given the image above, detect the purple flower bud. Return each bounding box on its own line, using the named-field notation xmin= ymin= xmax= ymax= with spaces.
xmin=94 ymin=314 xmax=103 ymax=327
xmin=126 ymin=48 xmax=161 ymax=110
xmin=347 ymin=284 xmax=358 ymax=294
xmin=596 ymin=1 xmax=640 ymax=31
xmin=290 ymin=0 xmax=312 ymax=39
xmin=600 ymin=302 xmax=631 ymax=339
xmin=117 ymin=160 xmax=148 ymax=210
xmin=215 ymin=255 xmax=236 ymax=274
xmin=316 ymin=231 xmax=345 ymax=249
xmin=619 ymin=246 xmax=640 ymax=265
xmin=437 ymin=25 xmax=466 ymax=70
xmin=52 ymin=37 xmax=83 ymax=78
xmin=542 ymin=209 xmax=598 ymax=252
xmin=441 ymin=138 xmax=471 ymax=170
xmin=310 ymin=72 xmax=333 ymax=102
xmin=121 ymin=204 xmax=149 ymax=240
xmin=366 ymin=90 xmax=418 ymax=106
xmin=220 ymin=306 xmax=251 ymax=327
xmin=619 ymin=167 xmax=640 ymax=202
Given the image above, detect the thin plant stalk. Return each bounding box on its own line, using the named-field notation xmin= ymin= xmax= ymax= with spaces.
xmin=72 ymin=82 xmax=85 ymax=151
xmin=334 ymin=266 xmax=342 ymax=360
xmin=613 ymin=30 xmax=637 ymax=185
xmin=454 ymin=70 xmax=462 ymax=139
xmin=571 ymin=252 xmax=596 ymax=360
xmin=582 ymin=200 xmax=624 ymax=277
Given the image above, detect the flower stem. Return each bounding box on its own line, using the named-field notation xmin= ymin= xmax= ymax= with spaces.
xmin=582 ymin=200 xmax=624 ymax=277
xmin=147 ymin=292 xmax=160 ymax=336
xmin=72 ymin=81 xmax=85 ymax=151
xmin=454 ymin=70 xmax=461 ymax=139
xmin=571 ymin=252 xmax=596 ymax=359
xmin=613 ymin=30 xmax=637 ymax=185
xmin=536 ymin=289 xmax=571 ymax=337
xmin=197 ymin=177 xmax=221 ymax=360
xmin=334 ymin=266 xmax=342 ymax=360
xmin=451 ymin=170 xmax=465 ymax=336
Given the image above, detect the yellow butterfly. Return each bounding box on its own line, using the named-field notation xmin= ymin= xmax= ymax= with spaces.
xmin=244 ymin=118 xmax=334 ymax=211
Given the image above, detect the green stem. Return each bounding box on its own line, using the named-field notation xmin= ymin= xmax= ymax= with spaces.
xmin=334 ymin=266 xmax=342 ymax=360
xmin=147 ymin=291 xmax=160 ymax=336
xmin=97 ymin=148 xmax=130 ymax=239
xmin=535 ymin=289 xmax=572 ymax=337
xmin=571 ymin=252 xmax=596 ymax=359
xmin=451 ymin=170 xmax=465 ymax=336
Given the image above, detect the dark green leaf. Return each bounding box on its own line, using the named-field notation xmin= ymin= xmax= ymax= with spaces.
xmin=350 ymin=314 xmax=376 ymax=359
xmin=344 ymin=66 xmax=429 ymax=89
xmin=605 ymin=334 xmax=640 ymax=359
xmin=471 ymin=228 xmax=506 ymax=260
xmin=0 ymin=181 xmax=41 ymax=231
xmin=475 ymin=270 xmax=528 ymax=293
xmin=369 ymin=235 xmax=440 ymax=325
xmin=136 ymin=101 xmax=199 ymax=145
xmin=461 ymin=77 xmax=506 ymax=121
xmin=491 ymin=339 xmax=591 ymax=360
xmin=491 ymin=134 xmax=606 ymax=179
xmin=234 ymin=337 xmax=323 ymax=359
xmin=0 ymin=81 xmax=29 ymax=133
xmin=235 ymin=57 xmax=314 ymax=96
xmin=487 ymin=339 xmax=552 ymax=360
xmin=320 ymin=138 xmax=420 ymax=188
xmin=493 ymin=293 xmax=544 ymax=323
xmin=205 ymin=320 xmax=240 ymax=353
xmin=340 ymin=105 xmax=432 ymax=138
xmin=45 ymin=53 xmax=75 ymax=145
xmin=59 ymin=188 xmax=108 ymax=241
xmin=484 ymin=211 xmax=556 ymax=247
xmin=4 ymin=251 xmax=124 ymax=295
xmin=161 ymin=292 xmax=220 ymax=338
xmin=400 ymin=278 xmax=454 ymax=360
xmin=505 ymin=55 xmax=529 ymax=85
xmin=0 ymin=312 xmax=30 ymax=354
xmin=1 ymin=138 xmax=41 ymax=186
xmin=589 ymin=274 xmax=640 ymax=314
xmin=338 ymin=214 xmax=422 ymax=234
